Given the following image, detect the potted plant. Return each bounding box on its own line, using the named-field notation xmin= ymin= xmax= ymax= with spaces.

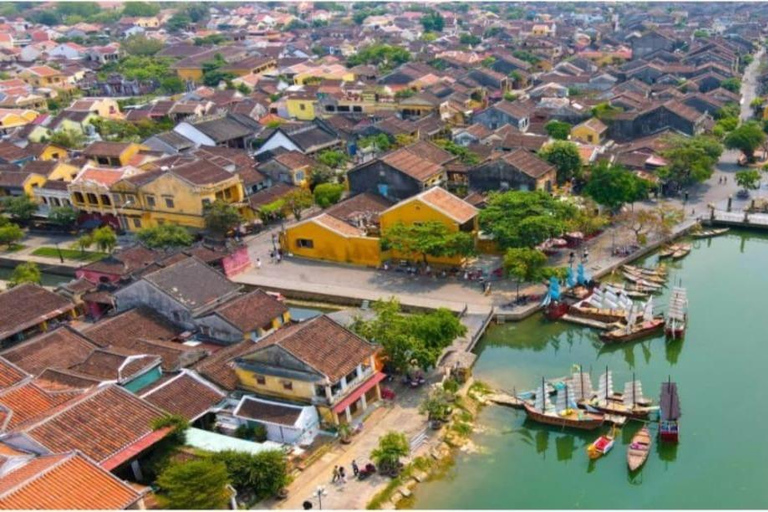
xmin=338 ymin=422 xmax=353 ymax=444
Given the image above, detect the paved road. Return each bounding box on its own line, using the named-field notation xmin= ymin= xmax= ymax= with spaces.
xmin=740 ymin=46 xmax=765 ymax=122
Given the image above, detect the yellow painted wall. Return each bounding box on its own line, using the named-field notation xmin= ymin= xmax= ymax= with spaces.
xmin=294 ymin=70 xmax=354 ymax=85
xmin=283 ymin=220 xmax=382 ymax=267
xmin=286 ymin=98 xmax=316 ymax=120
xmin=176 ymin=68 xmax=204 ymax=81
xmin=22 ymin=174 xmax=47 ymax=197
xmin=46 ymin=162 xmax=79 ymax=181
xmin=234 ymin=367 xmax=316 ymax=402
xmin=39 ymin=145 xmax=68 ymax=161
xmin=571 ymin=125 xmax=601 ymax=144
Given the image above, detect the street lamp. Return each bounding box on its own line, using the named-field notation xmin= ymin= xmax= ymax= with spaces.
xmin=54 ymin=242 xmax=64 ymax=263
xmin=315 ymin=485 xmax=326 ymax=510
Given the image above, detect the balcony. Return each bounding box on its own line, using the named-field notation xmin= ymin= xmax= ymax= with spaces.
xmin=311 ymin=367 xmax=376 ymax=407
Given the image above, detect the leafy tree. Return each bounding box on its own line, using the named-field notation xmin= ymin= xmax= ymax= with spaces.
xmin=358 ymin=134 xmax=391 ymax=152
xmin=721 ymin=77 xmax=742 ymax=93
xmin=56 ymin=1 xmax=99 ymax=17
xmin=421 ymin=10 xmax=445 ymax=32
xmin=381 ymin=221 xmax=474 ymax=264
xmin=459 ymin=33 xmax=481 ymax=46
xmin=2 ymin=195 xmax=37 ymax=222
xmin=420 ymin=388 xmax=452 ymax=422
xmin=371 ymin=431 xmax=409 ymax=475
xmin=308 ymin=166 xmax=335 ymax=189
xmin=122 ymin=35 xmax=163 ymax=56
xmin=156 ymin=459 xmax=230 ymax=510
xmin=693 ymin=29 xmax=708 ymax=38
xmin=617 ymin=204 xmax=683 ymax=246
xmin=92 ymin=226 xmax=117 ymax=253
xmin=282 ymin=189 xmax=313 ymax=220
xmin=503 ymin=248 xmax=547 ymax=298
xmin=351 ymin=298 xmax=465 ymax=372
xmin=210 ymin=450 xmax=288 ymax=502
xmin=659 ymin=135 xmax=723 ymax=187
xmin=347 ymin=44 xmax=411 ymax=70
xmin=136 ymin=224 xmax=194 ymax=249
xmin=512 ymin=49 xmax=540 ymax=65
xmin=584 ymin=162 xmax=649 ymax=210
xmin=735 ymin=169 xmax=761 ymax=192
xmin=75 ymin=234 xmax=93 ymax=254
xmin=122 ymin=2 xmax=160 ymax=17
xmin=8 ymin=262 xmax=40 ymax=288
xmin=539 ymin=141 xmax=582 ymax=184
xmin=50 ymin=129 xmax=87 ymax=149
xmin=102 ymin=56 xmax=175 ymax=82
xmin=592 ymin=102 xmax=623 ymax=121
xmin=725 ymin=121 xmax=766 ymax=163
xmin=433 ymin=139 xmax=480 ymax=165
xmin=166 ymin=12 xmax=192 ymax=32
xmin=48 ymin=206 xmax=78 ymax=230
xmin=0 ymin=223 xmax=23 ymax=249
xmin=184 ymin=4 xmax=209 ymax=22
xmin=316 ymin=149 xmax=349 ymax=169
xmin=478 ymin=190 xmax=576 ymax=249
xmin=202 ymin=54 xmax=237 ymax=87
xmin=313 ymin=183 xmax=345 ymax=208
xmin=545 ymin=120 xmax=571 ymax=140
xmin=204 ymin=200 xmax=243 ymax=237
xmin=30 ymin=10 xmax=61 ymax=26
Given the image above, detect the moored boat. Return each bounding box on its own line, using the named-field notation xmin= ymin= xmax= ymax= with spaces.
xmin=587 ymin=425 xmax=616 ymax=459
xmin=622 ymin=264 xmax=667 ymax=277
xmin=658 ymin=246 xmax=676 ymax=259
xmin=621 ymin=272 xmax=664 ymax=289
xmin=671 ymin=244 xmax=692 ymax=260
xmin=585 ymin=370 xmax=656 ymax=419
xmin=568 ymin=287 xmax=631 ymax=323
xmin=523 ymin=378 xmax=605 ymax=431
xmin=627 ymin=427 xmax=652 ymax=471
xmin=542 ymin=277 xmax=570 ymax=320
xmin=600 ymin=299 xmax=665 ymax=344
xmin=659 ymin=379 xmax=681 ymax=443
xmin=665 ymin=286 xmax=688 ymax=339
xmin=692 ymin=228 xmax=729 ymax=239
xmin=622 ymin=270 xmax=666 ymax=284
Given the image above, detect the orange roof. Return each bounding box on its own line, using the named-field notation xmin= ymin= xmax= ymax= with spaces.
xmin=26 ymin=66 xmax=60 ymax=77
xmin=415 ymin=187 xmax=478 ymax=224
xmin=0 ymin=381 xmax=82 ymax=432
xmin=0 ymin=452 xmax=142 ymax=509
xmin=75 ymin=166 xmax=133 ymax=187
xmin=0 ymin=357 xmax=28 ymax=390
xmin=313 ymin=213 xmax=365 ymax=237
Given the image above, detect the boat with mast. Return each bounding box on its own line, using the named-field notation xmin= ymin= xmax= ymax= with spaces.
xmin=600 ymin=298 xmax=665 ymax=344
xmin=522 ymin=377 xmax=605 ymax=430
xmin=569 ymin=286 xmax=633 ymax=323
xmin=542 ymin=276 xmax=570 ymax=320
xmin=584 ymin=369 xmax=655 ymax=419
xmin=665 ymin=285 xmax=688 ymax=339
xmin=659 ymin=379 xmax=681 ymax=443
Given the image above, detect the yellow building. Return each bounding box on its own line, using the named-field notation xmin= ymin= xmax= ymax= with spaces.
xmin=571 ymin=117 xmax=608 ymax=145
xmin=232 ymin=315 xmax=383 ymax=425
xmin=68 ymin=98 xmax=122 ymax=119
xmin=283 ymin=213 xmax=383 ymax=266
xmin=37 ymin=144 xmax=69 ymax=161
xmin=0 ymin=109 xmax=38 ymax=134
xmin=69 ymin=165 xmax=142 ymax=230
xmin=110 ymin=159 xmax=246 ymax=231
xmin=285 ymin=92 xmax=317 ymax=121
xmin=221 ymin=56 xmax=276 ymax=77
xmin=0 ymin=171 xmax=46 ymax=198
xmin=379 ymin=186 xmax=479 ymax=266
xmin=18 ymin=66 xmax=67 ymax=89
xmin=291 ymin=63 xmax=354 ymax=85
xmin=83 ymin=141 xmax=147 ymax=167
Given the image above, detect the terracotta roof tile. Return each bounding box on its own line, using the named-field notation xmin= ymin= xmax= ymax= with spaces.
xmin=69 ymin=350 xmax=160 ymax=382
xmin=416 ymin=187 xmax=478 ymax=224
xmin=380 ymin=147 xmax=444 ymax=182
xmin=0 ymin=381 xmax=83 ymax=432
xmin=0 ymin=285 xmax=75 ymax=342
xmin=194 ymin=339 xmax=259 ymax=391
xmin=500 ymin=148 xmax=556 ymax=179
xmin=213 ymin=290 xmax=288 ymax=334
xmin=83 ymin=307 xmax=181 ymax=349
xmin=0 ymin=357 xmax=28 ymax=390
xmin=234 ymin=396 xmax=301 ymax=426
xmin=141 ymin=371 xmax=224 ymax=421
xmin=0 ymin=327 xmax=97 ymax=377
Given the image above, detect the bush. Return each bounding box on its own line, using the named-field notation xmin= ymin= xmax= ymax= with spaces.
xmin=314 ymin=182 xmax=345 ymax=208
xmin=210 ymin=450 xmax=289 ymax=502
xmin=156 ymin=459 xmax=230 ymax=510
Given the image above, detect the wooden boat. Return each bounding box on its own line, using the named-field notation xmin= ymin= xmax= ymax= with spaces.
xmin=601 ymin=299 xmax=664 ymax=344
xmin=587 ymin=426 xmax=616 ymax=459
xmin=623 ymin=270 xmax=666 ymax=284
xmin=622 ymin=264 xmax=667 ymax=277
xmin=608 ymin=282 xmax=663 ymax=295
xmin=586 ymin=371 xmax=656 ymax=419
xmin=671 ymin=244 xmax=691 ymax=260
xmin=692 ymin=228 xmax=729 ymax=239
xmin=659 ymin=379 xmax=681 ymax=443
xmin=658 ymin=246 xmax=676 ymax=259
xmin=627 ymin=427 xmax=652 ymax=471
xmin=542 ymin=277 xmax=571 ymax=320
xmin=665 ymin=286 xmax=688 ymax=339
xmin=523 ymin=378 xmax=605 ymax=431
xmin=568 ymin=287 xmax=632 ymax=323
xmin=622 ymin=272 xmax=665 ymax=288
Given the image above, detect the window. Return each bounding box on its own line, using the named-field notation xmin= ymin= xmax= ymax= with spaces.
xmin=41 ymin=197 xmax=48 ymax=204
xmin=295 ymin=171 xmax=305 ymax=182
xmin=100 ymin=194 xmax=111 ymax=206
xmin=51 ymin=198 xmax=60 ymax=207
xmin=282 ymin=381 xmax=293 ymax=391
xmin=353 ymin=106 xmax=362 ymax=112
xmin=299 ymin=103 xmax=306 ymax=111
xmin=164 ymin=197 xmax=175 ymax=209
xmin=296 ymin=238 xmax=314 ymax=249
xmin=86 ymin=193 xmax=98 ymax=205
xmin=224 ymin=188 xmax=232 ymax=199
xmin=132 ymin=217 xmax=142 ymax=228
xmin=145 ymin=195 xmax=156 ymax=208
xmin=256 ymin=375 xmax=266 ymax=385
xmin=202 ymin=198 xmax=211 ymax=209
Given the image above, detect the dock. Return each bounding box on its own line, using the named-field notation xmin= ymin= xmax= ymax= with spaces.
xmin=485 ymin=392 xmax=527 ymax=409
xmin=560 ymin=314 xmax=614 ymax=330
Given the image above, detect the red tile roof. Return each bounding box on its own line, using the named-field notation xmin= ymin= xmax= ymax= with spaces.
xmin=0 ymin=357 xmax=28 ymax=390
xmin=0 ymin=284 xmax=75 ymax=342
xmin=0 ymin=452 xmax=143 ymax=510
xmin=141 ymin=371 xmax=224 ymax=421
xmin=0 ymin=327 xmax=97 ymax=377
xmin=0 ymin=381 xmax=83 ymax=432
xmin=213 ymin=290 xmax=288 ymax=334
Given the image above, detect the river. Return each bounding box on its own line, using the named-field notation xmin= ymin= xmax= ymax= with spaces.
xmin=412 ymin=229 xmax=768 ymax=509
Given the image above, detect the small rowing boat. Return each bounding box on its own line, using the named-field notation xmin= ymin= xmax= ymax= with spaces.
xmin=587 ymin=425 xmax=616 ymax=459
xmin=627 ymin=427 xmax=652 ymax=471
xmin=622 ymin=272 xmax=664 ymax=289
xmin=671 ymin=244 xmax=691 ymax=260
xmin=692 ymin=228 xmax=729 ymax=239
xmin=658 ymin=246 xmax=676 ymax=259
xmin=622 ymin=264 xmax=667 ymax=277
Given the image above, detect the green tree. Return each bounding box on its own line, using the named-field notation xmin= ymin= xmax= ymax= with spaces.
xmin=75 ymin=234 xmax=93 ymax=255
xmin=721 ymin=78 xmax=742 ymax=93
xmin=8 ymin=262 xmax=41 ymax=288
xmin=122 ymin=34 xmax=163 ymax=56
xmin=202 ymin=54 xmax=237 ymax=87
xmin=347 ymin=44 xmax=411 ymax=70
xmin=478 ymin=190 xmax=576 ymax=249
xmin=30 ymin=11 xmax=61 ymax=26
xmin=358 ymin=134 xmax=391 ymax=152
xmin=316 ymin=149 xmax=349 ymax=169
xmin=49 ymin=129 xmax=87 ymax=149
xmin=122 ymin=1 xmax=160 ymax=17
xmin=545 ymin=120 xmax=571 ymax=140
xmin=725 ymin=122 xmax=766 ymax=163
xmin=539 ymin=141 xmax=583 ymax=184
xmin=658 ymin=134 xmax=723 ymax=187
xmin=2 ymin=195 xmax=37 ymax=222
xmin=371 ymin=431 xmax=409 ymax=475
xmin=313 ymin=183 xmax=345 ymax=208
xmin=459 ymin=33 xmax=481 ymax=46
xmin=420 ymin=388 xmax=452 ymax=422
xmin=156 ymin=459 xmax=230 ymax=510
xmin=308 ymin=166 xmax=335 ymax=189
xmin=381 ymin=221 xmax=474 ymax=264
xmin=433 ymin=139 xmax=480 ymax=165
xmin=48 ymin=206 xmax=78 ymax=230
xmin=421 ymin=10 xmax=444 ymax=32
xmin=210 ymin=450 xmax=288 ymax=502
xmin=503 ymin=248 xmax=547 ymax=298
xmin=204 ymin=200 xmax=243 ymax=237
xmin=592 ymin=102 xmax=623 ymax=121
xmin=0 ymin=223 xmax=23 ymax=249
xmin=735 ymin=169 xmax=761 ymax=192
xmin=136 ymin=224 xmax=194 ymax=249
xmin=92 ymin=226 xmax=117 ymax=253
xmin=584 ymin=162 xmax=649 ymax=210
xmin=282 ymin=189 xmax=314 ymax=220
xmin=166 ymin=12 xmax=192 ymax=32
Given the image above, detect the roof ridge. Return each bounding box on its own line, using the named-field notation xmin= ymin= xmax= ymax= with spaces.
xmin=0 ymin=452 xmax=73 ymax=500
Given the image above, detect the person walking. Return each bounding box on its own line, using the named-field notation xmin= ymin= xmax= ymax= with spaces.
xmin=276 ymin=252 xmax=282 ymax=264
xmin=256 ymin=258 xmax=262 ymax=270
xmin=339 ymin=466 xmax=346 ymax=484
xmin=332 ymin=466 xmax=339 ymax=483
xmin=269 ymin=250 xmax=275 ymax=263
xmin=352 ymin=460 xmax=359 ymax=477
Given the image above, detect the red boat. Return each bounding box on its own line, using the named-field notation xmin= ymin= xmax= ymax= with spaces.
xmin=523 ymin=402 xmax=605 ymax=431
xmin=545 ymin=301 xmax=569 ymax=320
xmin=659 ymin=380 xmax=681 ymax=443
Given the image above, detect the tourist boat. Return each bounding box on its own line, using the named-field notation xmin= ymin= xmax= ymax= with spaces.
xmin=608 ymin=282 xmax=663 ymax=296
xmin=600 ymin=300 xmax=665 ymax=344
xmin=568 ymin=287 xmax=632 ymax=323
xmin=665 ymin=286 xmax=688 ymax=339
xmin=522 ymin=378 xmax=605 ymax=431
xmin=621 ymin=272 xmax=664 ymax=289
xmin=627 ymin=427 xmax=652 ymax=471
xmin=603 ymin=284 xmax=649 ymax=300
xmin=622 ymin=264 xmax=667 ymax=277
xmin=671 ymin=244 xmax=692 ymax=260
xmin=587 ymin=425 xmax=616 ymax=459
xmin=622 ymin=270 xmax=666 ymax=285
xmin=542 ymin=277 xmax=570 ymax=320
xmin=658 ymin=246 xmax=676 ymax=259
xmin=585 ymin=370 xmax=655 ymax=419
xmin=659 ymin=379 xmax=681 ymax=443
xmin=692 ymin=228 xmax=729 ymax=239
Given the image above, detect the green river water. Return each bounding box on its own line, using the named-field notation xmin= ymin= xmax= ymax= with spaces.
xmin=412 ymin=230 xmax=768 ymax=509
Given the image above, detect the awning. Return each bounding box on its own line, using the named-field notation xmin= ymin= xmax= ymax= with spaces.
xmin=332 ymin=372 xmax=386 ymax=414
xmin=101 ymin=426 xmax=172 ymax=471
